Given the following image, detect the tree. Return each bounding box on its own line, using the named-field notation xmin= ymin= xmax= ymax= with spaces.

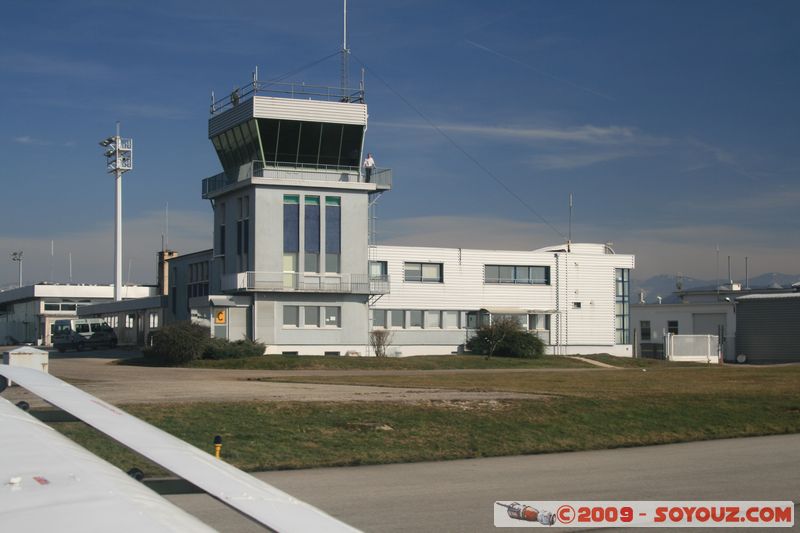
xmin=466 ymin=317 xmax=544 ymax=359
xmin=370 ymin=328 xmax=393 ymax=358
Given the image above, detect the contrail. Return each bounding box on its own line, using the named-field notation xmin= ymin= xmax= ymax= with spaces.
xmin=464 ymin=39 xmax=615 ymax=102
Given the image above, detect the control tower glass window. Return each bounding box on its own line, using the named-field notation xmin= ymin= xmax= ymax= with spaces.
xmin=257 ymin=119 xmax=363 ymax=170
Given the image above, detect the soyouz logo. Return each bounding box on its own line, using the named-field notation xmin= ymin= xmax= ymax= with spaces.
xmin=494 ymin=501 xmax=794 ymax=528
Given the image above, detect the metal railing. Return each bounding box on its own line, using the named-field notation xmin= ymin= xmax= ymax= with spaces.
xmin=202 ymin=161 xmax=392 ymax=197
xmin=221 ymin=272 xmax=390 ymax=295
xmin=211 ymin=80 xmax=365 ymax=115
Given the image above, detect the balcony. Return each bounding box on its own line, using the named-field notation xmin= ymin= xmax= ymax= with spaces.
xmin=221 ymin=272 xmax=390 ymax=295
xmin=202 ymin=162 xmax=392 ymax=198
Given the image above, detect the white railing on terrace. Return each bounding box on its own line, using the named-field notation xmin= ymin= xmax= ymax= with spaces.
xmin=221 ymin=272 xmax=390 ymax=295
xmin=211 ymin=80 xmax=365 ymax=115
xmin=202 ymin=162 xmax=392 ymax=197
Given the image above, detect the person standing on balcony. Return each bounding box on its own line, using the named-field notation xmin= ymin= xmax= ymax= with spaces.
xmin=363 ymin=153 xmax=375 ymax=183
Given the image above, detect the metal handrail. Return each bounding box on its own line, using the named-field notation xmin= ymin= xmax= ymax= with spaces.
xmin=221 ymin=272 xmax=389 ymax=295
xmin=202 ymin=161 xmax=392 ymax=197
xmin=211 ymin=80 xmax=365 ymax=115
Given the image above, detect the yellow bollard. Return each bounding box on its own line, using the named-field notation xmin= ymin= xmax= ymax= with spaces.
xmin=213 ymin=435 xmax=222 ymax=459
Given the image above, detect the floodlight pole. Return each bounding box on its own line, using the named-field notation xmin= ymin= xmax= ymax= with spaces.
xmin=11 ymin=251 xmax=23 ymax=288
xmin=100 ymin=122 xmax=133 ymax=302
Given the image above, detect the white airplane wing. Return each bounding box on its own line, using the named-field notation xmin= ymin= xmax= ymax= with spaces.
xmin=0 ymin=365 xmax=360 ymax=533
xmin=0 ymin=395 xmax=216 ymax=532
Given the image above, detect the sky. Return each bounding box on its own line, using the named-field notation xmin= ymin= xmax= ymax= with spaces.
xmin=1 ymin=0 xmax=798 ymax=287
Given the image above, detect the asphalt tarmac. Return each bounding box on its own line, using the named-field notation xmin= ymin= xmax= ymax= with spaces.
xmin=167 ymin=433 xmax=800 ymax=532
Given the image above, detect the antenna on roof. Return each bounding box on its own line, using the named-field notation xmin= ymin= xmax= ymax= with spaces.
xmin=341 ymin=0 xmax=350 ymax=98
xmin=567 ymin=193 xmax=573 ymax=252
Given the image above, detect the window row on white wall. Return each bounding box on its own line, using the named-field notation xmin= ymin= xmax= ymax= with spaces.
xmin=370 ymin=309 xmax=552 ymax=332
xmin=283 ymin=305 xmax=341 ymax=328
xmin=369 ymin=261 xmax=552 ymax=285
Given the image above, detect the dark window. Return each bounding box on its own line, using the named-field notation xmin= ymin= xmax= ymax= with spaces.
xmin=573 ymin=302 xmax=582 ymax=309
xmin=640 ymin=321 xmax=651 ymax=341
xmin=339 ymin=125 xmax=364 ymax=167
xmin=276 ymin=120 xmax=301 ymax=164
xmin=668 ymin=321 xmax=679 ymax=335
xmin=318 ymin=124 xmax=343 ymax=166
xmin=616 ymin=269 xmax=631 ymax=344
xmin=297 ymin=122 xmax=322 ymax=165
xmin=259 ymin=118 xmax=279 ymax=164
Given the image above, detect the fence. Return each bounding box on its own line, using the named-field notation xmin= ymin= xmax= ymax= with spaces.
xmin=664 ymin=333 xmax=720 ymax=364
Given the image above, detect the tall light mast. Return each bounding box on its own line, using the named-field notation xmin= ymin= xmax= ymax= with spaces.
xmin=99 ymin=122 xmax=133 ymax=301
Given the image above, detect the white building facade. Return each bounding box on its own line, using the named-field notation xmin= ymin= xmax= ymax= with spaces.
xmin=370 ymin=243 xmax=634 ymax=356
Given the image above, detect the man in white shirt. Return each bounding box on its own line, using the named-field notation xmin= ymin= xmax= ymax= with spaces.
xmin=363 ymin=153 xmax=375 ymax=182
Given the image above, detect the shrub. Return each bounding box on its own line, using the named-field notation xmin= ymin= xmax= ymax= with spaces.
xmin=369 ymin=329 xmax=393 ymax=357
xmin=203 ymin=337 xmax=266 ymax=359
xmin=143 ymin=321 xmax=210 ymax=365
xmin=466 ymin=317 xmax=544 ymax=358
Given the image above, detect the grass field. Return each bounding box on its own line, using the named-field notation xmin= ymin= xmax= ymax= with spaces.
xmin=172 ymin=354 xmax=598 ymax=370
xmin=53 ymin=362 xmax=800 ymax=475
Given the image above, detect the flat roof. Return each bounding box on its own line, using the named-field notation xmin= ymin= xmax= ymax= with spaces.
xmin=0 ymin=284 xmax=155 ymax=306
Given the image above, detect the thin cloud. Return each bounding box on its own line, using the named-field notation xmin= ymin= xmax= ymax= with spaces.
xmin=379 ymin=121 xmax=668 ymax=146
xmin=0 ymin=52 xmax=113 ymax=79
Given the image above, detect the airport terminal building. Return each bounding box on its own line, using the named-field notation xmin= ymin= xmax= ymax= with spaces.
xmin=80 ymin=76 xmax=635 ymax=357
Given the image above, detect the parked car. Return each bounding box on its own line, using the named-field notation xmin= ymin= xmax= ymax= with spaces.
xmin=52 ymin=319 xmax=117 ymax=352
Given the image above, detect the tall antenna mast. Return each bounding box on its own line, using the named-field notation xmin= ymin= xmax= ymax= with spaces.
xmin=341 ymin=0 xmax=350 ymax=96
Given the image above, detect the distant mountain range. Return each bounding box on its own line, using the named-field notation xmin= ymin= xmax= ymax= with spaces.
xmin=632 ymin=273 xmax=800 ymax=303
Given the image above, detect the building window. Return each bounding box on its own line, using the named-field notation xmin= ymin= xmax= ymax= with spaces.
xmin=325 ymin=197 xmax=341 ymax=273
xmin=390 ymin=310 xmax=404 ymax=328
xmin=404 ymin=262 xmax=443 ymax=283
xmin=640 ymin=320 xmax=651 ymax=341
xmin=283 ymin=195 xmax=299 ymax=273
xmin=616 ymin=268 xmax=630 ymax=344
xmin=442 ymin=310 xmax=459 ymax=329
xmin=424 ymin=310 xmax=441 ymax=329
xmin=217 ymin=202 xmax=226 ymax=257
xmin=324 ymin=306 xmax=341 ymax=327
xmin=369 ymin=260 xmax=387 ymax=279
xmin=237 ymin=195 xmax=250 ymax=272
xmin=125 ymin=314 xmax=135 ymax=329
xmin=283 ymin=305 xmax=299 ymax=327
xmin=304 ymin=306 xmax=320 ymax=327
xmin=304 ymin=196 xmax=320 ymax=273
xmin=372 ymin=309 xmax=387 ymax=328
xmin=149 ymin=312 xmax=159 ymax=329
xmin=573 ymin=302 xmax=582 ymax=309
xmin=484 ymin=265 xmax=550 ymax=285
xmin=667 ymin=321 xmax=679 ymax=335
xmin=408 ymin=310 xmax=423 ymax=328
xmin=188 ymin=261 xmax=209 ymax=299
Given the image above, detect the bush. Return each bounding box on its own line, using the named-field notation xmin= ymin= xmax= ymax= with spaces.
xmin=466 ymin=317 xmax=544 ymax=358
xmin=143 ymin=321 xmax=210 ymax=365
xmin=143 ymin=321 xmax=265 ymax=365
xmin=203 ymin=337 xmax=265 ymax=359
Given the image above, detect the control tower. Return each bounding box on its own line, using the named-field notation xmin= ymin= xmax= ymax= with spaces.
xmin=199 ymin=76 xmax=391 ymax=354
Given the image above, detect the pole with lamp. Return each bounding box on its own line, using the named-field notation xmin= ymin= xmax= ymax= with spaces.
xmin=10 ymin=251 xmax=23 ymax=288
xmin=99 ymin=123 xmax=133 ymax=302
